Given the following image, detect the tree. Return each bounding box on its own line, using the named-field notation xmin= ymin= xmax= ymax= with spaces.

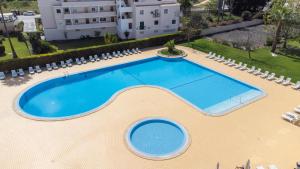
xmin=0 ymin=1 xmax=17 ymax=58
xmin=267 ymin=0 xmax=300 ymax=52
xmin=164 ymin=40 xmax=175 ymax=53
xmin=104 ymin=33 xmax=118 ymax=44
xmin=180 ymin=17 xmax=200 ymax=43
xmin=28 ymin=32 xmax=53 ymax=54
xmin=179 ymin=0 xmax=193 ymax=16
xmin=232 ymin=0 xmax=268 ymax=15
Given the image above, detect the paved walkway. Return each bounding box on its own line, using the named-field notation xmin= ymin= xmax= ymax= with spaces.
xmin=18 ymin=15 xmax=40 ymax=32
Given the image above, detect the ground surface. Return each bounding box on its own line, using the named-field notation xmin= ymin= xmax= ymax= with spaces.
xmin=0 ymin=46 xmax=300 ymax=169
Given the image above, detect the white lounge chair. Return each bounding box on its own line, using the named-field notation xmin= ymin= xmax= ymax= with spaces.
xmin=267 ymin=73 xmax=276 ymax=81
xmin=127 ymin=49 xmax=133 ymax=55
xmin=81 ymin=57 xmax=87 ymax=64
xmin=224 ymin=58 xmax=231 ymax=65
xmin=117 ymin=51 xmax=123 ymax=57
xmin=268 ymin=164 xmax=278 ymax=169
xmin=282 ymin=77 xmax=291 ymax=86
xmin=217 ymin=56 xmax=225 ymax=62
xmin=235 ymin=62 xmax=242 ymax=69
xmin=112 ymin=51 xmax=118 ymax=58
xmin=60 ymin=61 xmax=66 ymax=68
xmin=135 ymin=48 xmax=141 ymax=53
xmin=132 ymin=48 xmax=138 ymax=54
xmin=239 ymin=64 xmax=248 ymax=70
xmin=102 ymin=53 xmax=107 ymax=60
xmin=260 ymin=71 xmax=269 ymax=78
xmin=66 ymin=60 xmax=72 ymax=67
xmin=18 ymin=69 xmax=25 ymax=76
xmin=94 ymin=55 xmax=100 ymax=61
xmin=253 ymin=68 xmax=262 ymax=75
xmin=247 ymin=66 xmax=256 ymax=73
xmin=35 ymin=65 xmax=42 ymax=73
xmin=123 ymin=50 xmax=129 ymax=56
xmin=52 ymin=62 xmax=58 ymax=70
xmin=282 ymin=112 xmax=299 ymax=123
xmin=46 ymin=64 xmax=52 ymax=71
xmin=292 ymin=81 xmax=300 ymax=90
xmin=275 ymin=76 xmax=285 ymax=84
xmin=106 ymin=53 xmax=112 ymax=59
xmin=206 ymin=52 xmax=212 ymax=58
xmin=89 ymin=55 xmax=95 ymax=62
xmin=294 ymin=107 xmax=300 ymax=114
xmin=228 ymin=60 xmax=236 ymax=66
xmin=11 ymin=70 xmax=18 ymax=78
xmin=0 ymin=72 xmax=5 ymax=80
xmin=75 ymin=58 xmax=82 ymax=65
xmin=214 ymin=55 xmax=221 ymax=61
xmin=256 ymin=166 xmax=265 ymax=169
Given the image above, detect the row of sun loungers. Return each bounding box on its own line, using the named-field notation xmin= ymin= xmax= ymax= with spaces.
xmin=0 ymin=48 xmax=142 ymax=80
xmin=206 ymin=52 xmax=299 ymax=90
xmin=282 ymin=105 xmax=300 ymax=123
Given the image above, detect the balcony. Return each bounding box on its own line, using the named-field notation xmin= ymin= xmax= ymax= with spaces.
xmin=62 ymin=0 xmax=115 ymax=7
xmin=64 ymin=11 xmax=116 ymax=19
xmin=65 ymin=22 xmax=116 ymax=30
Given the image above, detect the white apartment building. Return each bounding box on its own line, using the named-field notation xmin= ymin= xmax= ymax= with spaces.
xmin=38 ymin=0 xmax=180 ymax=41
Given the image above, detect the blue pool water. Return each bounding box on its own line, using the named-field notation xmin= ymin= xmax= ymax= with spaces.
xmin=126 ymin=118 xmax=189 ymax=159
xmin=18 ymin=57 xmax=264 ymax=119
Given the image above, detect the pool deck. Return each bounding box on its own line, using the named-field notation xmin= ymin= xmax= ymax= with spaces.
xmin=0 ymin=46 xmax=300 ymax=169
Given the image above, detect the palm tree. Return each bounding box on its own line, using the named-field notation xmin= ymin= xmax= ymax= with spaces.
xmin=179 ymin=0 xmax=193 ymax=16
xmin=0 ymin=1 xmax=17 ymax=58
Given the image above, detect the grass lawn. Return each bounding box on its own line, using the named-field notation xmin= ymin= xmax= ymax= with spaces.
xmin=2 ymin=1 xmax=39 ymax=13
xmin=183 ymin=39 xmax=300 ymax=82
xmin=50 ymin=38 xmax=106 ymax=50
xmin=0 ymin=37 xmax=31 ymax=61
xmin=288 ymin=37 xmax=300 ymax=48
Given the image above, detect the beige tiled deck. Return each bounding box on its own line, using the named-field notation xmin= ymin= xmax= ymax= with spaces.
xmin=0 ymin=46 xmax=300 ymax=169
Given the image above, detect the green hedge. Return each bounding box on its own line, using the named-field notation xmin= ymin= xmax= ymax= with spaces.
xmin=0 ymin=32 xmax=185 ymax=71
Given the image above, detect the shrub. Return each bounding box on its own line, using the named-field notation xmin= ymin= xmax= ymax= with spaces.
xmin=241 ymin=11 xmax=252 ymax=21
xmin=164 ymin=40 xmax=175 ymax=52
xmin=0 ymin=45 xmax=5 ymax=56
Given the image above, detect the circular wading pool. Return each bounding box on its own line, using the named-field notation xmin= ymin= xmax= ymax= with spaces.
xmin=125 ymin=118 xmax=190 ymax=160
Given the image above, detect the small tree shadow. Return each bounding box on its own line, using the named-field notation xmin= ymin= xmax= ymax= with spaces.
xmin=1 ymin=75 xmax=33 ymax=87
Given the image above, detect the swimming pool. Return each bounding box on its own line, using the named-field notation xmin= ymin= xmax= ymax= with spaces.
xmin=126 ymin=118 xmax=189 ymax=160
xmin=17 ymin=56 xmax=265 ymax=120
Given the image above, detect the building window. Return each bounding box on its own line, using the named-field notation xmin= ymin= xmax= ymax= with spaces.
xmin=164 ymin=9 xmax=168 ymax=14
xmin=65 ymin=19 xmax=71 ymax=25
xmin=128 ymin=23 xmax=132 ymax=29
xmin=139 ymin=21 xmax=145 ymax=30
xmin=154 ymin=20 xmax=159 ymax=25
xmin=92 ymin=18 xmax=97 ymax=23
xmin=140 ymin=10 xmax=144 ymax=15
xmin=111 ymin=17 xmax=115 ymax=22
xmin=56 ymin=9 xmax=61 ymax=14
xmin=100 ymin=18 xmax=106 ymax=22
xmin=99 ymin=7 xmax=104 ymax=11
xmin=64 ymin=8 xmax=70 ymax=14
xmin=74 ymin=19 xmax=78 ymax=24
xmin=172 ymin=20 xmax=176 ymax=24
xmin=91 ymin=8 xmax=96 ymax=12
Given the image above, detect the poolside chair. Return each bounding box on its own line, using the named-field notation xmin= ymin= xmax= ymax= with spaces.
xmin=228 ymin=60 xmax=236 ymax=67
xmin=282 ymin=77 xmax=291 ymax=86
xmin=106 ymin=53 xmax=112 ymax=59
xmin=267 ymin=73 xmax=276 ymax=81
xmin=11 ymin=70 xmax=18 ymax=78
xmin=282 ymin=112 xmax=299 ymax=123
xmin=136 ymin=48 xmax=141 ymax=53
xmin=60 ymin=61 xmax=67 ymax=68
xmin=75 ymin=58 xmax=82 ymax=65
xmin=268 ymin=165 xmax=278 ymax=169
xmin=123 ymin=50 xmax=129 ymax=56
xmin=206 ymin=52 xmax=212 ymax=58
xmin=0 ymin=72 xmax=5 ymax=80
xmin=117 ymin=51 xmax=123 ymax=57
xmin=209 ymin=53 xmax=216 ymax=59
xmin=66 ymin=60 xmax=72 ymax=67
xmin=81 ymin=57 xmax=87 ymax=64
xmin=132 ymin=48 xmax=138 ymax=54
xmin=253 ymin=68 xmax=262 ymax=75
xmin=46 ymin=64 xmax=52 ymax=71
xmin=127 ymin=49 xmax=133 ymax=55
xmin=101 ymin=53 xmax=107 ymax=60
xmin=35 ymin=65 xmax=42 ymax=73
xmin=217 ymin=56 xmax=225 ymax=62
xmin=224 ymin=58 xmax=231 ymax=65
xmin=89 ymin=55 xmax=95 ymax=62
xmin=294 ymin=107 xmax=300 ymax=114
xmin=239 ymin=64 xmax=248 ymax=70
xmin=256 ymin=166 xmax=265 ymax=169
xmin=112 ymin=51 xmax=118 ymax=58
xmin=52 ymin=62 xmax=59 ymax=70
xmin=292 ymin=81 xmax=300 ymax=90
xmin=235 ymin=62 xmax=242 ymax=69
xmin=214 ymin=55 xmax=221 ymax=61
xmin=94 ymin=55 xmax=100 ymax=61
xmin=18 ymin=68 xmax=25 ymax=76
xmin=275 ymin=75 xmax=285 ymax=84
xmin=247 ymin=66 xmax=255 ymax=73
xmin=260 ymin=71 xmax=269 ymax=78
